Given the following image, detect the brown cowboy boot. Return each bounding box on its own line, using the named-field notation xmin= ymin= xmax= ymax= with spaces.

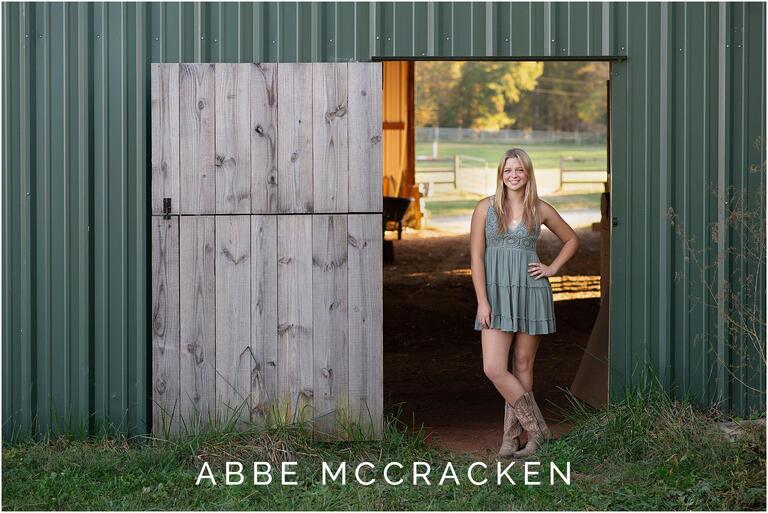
xmin=511 ymin=391 xmax=552 ymax=458
xmin=497 ymin=401 xmax=523 ymax=458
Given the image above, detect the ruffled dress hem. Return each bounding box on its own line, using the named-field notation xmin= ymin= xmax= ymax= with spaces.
xmin=473 ymin=314 xmax=556 ymax=335
xmin=475 ymin=280 xmax=557 ymax=335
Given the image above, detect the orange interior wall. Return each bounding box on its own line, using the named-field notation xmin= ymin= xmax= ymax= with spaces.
xmin=382 ymin=61 xmax=420 ymax=226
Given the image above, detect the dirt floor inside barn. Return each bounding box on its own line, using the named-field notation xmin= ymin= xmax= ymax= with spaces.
xmin=383 ymin=223 xmax=602 ymax=457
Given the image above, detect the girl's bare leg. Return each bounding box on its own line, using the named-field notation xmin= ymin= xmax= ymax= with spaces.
xmin=512 ymin=332 xmax=541 ymax=393
xmin=482 ymin=329 xmax=528 ymax=404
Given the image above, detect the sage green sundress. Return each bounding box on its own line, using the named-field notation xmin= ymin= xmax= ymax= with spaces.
xmin=473 ymin=196 xmax=557 ymax=335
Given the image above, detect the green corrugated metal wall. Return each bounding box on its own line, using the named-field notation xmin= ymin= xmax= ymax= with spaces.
xmin=2 ymin=2 xmax=765 ymax=439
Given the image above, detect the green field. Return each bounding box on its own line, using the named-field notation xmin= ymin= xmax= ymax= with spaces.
xmin=415 ymin=142 xmax=607 ymax=170
xmin=2 ymin=389 xmax=764 ymax=510
xmin=422 ymin=193 xmax=601 ymax=219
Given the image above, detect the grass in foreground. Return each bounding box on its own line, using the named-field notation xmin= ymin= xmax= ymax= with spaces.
xmin=2 ymin=391 xmax=765 ymax=510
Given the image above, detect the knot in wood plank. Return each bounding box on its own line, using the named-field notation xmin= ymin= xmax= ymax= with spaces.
xmin=222 ymin=247 xmax=247 ymax=265
xmin=186 ymin=342 xmax=205 ymax=365
xmin=347 ymin=235 xmax=368 ymax=249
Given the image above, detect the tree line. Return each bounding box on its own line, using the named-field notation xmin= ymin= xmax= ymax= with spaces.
xmin=415 ymin=61 xmax=609 ymax=133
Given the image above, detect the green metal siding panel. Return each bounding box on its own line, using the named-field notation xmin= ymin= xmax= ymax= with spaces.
xmin=1 ymin=2 xmax=12 ymax=434
xmin=2 ymin=1 xmax=765 ymax=440
xmin=376 ymin=2 xmax=392 ymax=57
xmin=686 ymin=2 xmax=708 ymax=406
xmin=608 ymin=55 xmax=630 ymax=401
xmin=281 ymin=2 xmax=298 ymax=62
xmin=393 ymin=2 xmax=413 ymax=57
xmin=509 ymin=3 xmax=531 ymax=56
xmin=434 ymin=2 xmax=451 ymax=56
xmin=645 ymin=1 xmax=661 ymax=390
xmin=657 ymin=2 xmax=672 ymax=392
xmin=451 ymin=2 xmax=471 ymax=56
xmin=354 ymin=2 xmax=371 ymax=58
xmin=670 ymin=1 xmax=688 ymax=399
xmin=730 ymin=1 xmax=766 ymax=414
xmin=489 ymin=2 xmax=509 ymax=56
xmin=705 ymin=2 xmax=721 ymax=408
xmin=529 ymin=2 xmax=548 ymax=56
xmin=338 ymin=3 xmax=356 ymax=60
xmin=412 ymin=2 xmax=428 ymax=56
xmin=470 ymin=2 xmax=485 ymax=57
xmin=745 ymin=1 xmax=767 ymax=411
xmin=725 ymin=1 xmax=742 ymax=413
xmin=567 ymin=3 xmax=589 ymax=56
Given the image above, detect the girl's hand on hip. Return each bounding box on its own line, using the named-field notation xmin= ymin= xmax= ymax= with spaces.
xmin=528 ymin=262 xmax=555 ymax=279
xmin=476 ymin=301 xmax=492 ymax=329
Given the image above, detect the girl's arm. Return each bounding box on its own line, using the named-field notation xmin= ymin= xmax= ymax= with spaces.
xmin=470 ymin=198 xmax=492 ymax=326
xmin=529 ymin=200 xmax=580 ymax=279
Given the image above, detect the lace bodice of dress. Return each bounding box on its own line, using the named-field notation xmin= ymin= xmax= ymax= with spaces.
xmin=485 ymin=199 xmax=540 ymax=251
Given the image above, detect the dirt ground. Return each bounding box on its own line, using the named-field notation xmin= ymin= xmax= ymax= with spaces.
xmin=383 ymin=225 xmax=602 ymax=457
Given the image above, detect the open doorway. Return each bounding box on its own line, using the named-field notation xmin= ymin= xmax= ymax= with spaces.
xmin=381 ymin=60 xmax=611 ymax=456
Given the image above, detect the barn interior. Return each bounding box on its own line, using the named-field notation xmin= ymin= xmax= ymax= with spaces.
xmin=380 ymin=60 xmax=611 ymax=455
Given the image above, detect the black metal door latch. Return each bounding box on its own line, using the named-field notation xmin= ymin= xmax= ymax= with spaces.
xmin=163 ymin=198 xmax=171 ymax=219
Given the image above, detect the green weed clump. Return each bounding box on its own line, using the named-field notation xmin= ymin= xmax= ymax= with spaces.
xmin=2 ymin=393 xmax=765 ymax=511
xmin=534 ymin=387 xmax=766 ymax=510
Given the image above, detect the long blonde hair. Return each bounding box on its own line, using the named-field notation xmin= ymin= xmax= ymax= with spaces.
xmin=492 ymin=148 xmax=540 ymax=235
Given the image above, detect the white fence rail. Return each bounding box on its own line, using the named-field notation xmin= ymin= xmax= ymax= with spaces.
xmin=456 ymin=165 xmax=497 ymax=195
xmin=417 ymin=127 xmax=606 ymax=145
xmin=415 ymin=154 xmax=607 ymax=196
xmin=415 ymin=155 xmax=497 ymax=196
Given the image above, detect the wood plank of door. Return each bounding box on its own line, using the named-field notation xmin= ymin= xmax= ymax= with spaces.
xmin=151 ymin=63 xmax=179 ymax=214
xmin=215 ymin=215 xmax=252 ymax=428
xmin=179 ymin=216 xmax=215 ymax=428
xmin=215 ymin=64 xmax=251 ymax=214
xmin=151 ymin=216 xmax=180 ymax=436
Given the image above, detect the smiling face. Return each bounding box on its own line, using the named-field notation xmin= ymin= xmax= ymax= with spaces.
xmin=502 ymin=157 xmax=528 ymax=192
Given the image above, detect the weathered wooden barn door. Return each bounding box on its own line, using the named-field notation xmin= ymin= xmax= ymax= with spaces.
xmin=151 ymin=63 xmax=383 ymax=440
